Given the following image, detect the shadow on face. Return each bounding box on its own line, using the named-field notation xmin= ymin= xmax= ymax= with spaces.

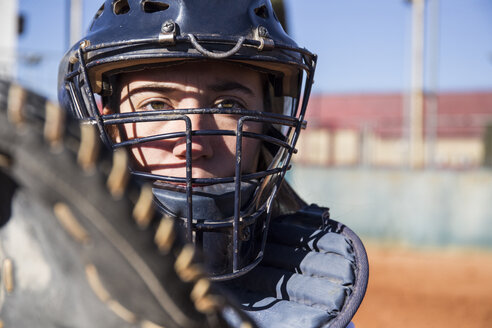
xmin=105 ymin=61 xmax=267 ymax=180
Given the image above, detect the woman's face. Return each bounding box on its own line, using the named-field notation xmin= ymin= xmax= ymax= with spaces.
xmin=112 ymin=61 xmax=265 ymax=181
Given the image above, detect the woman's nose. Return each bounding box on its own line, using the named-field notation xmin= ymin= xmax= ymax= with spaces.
xmin=172 ymin=99 xmax=214 ymax=160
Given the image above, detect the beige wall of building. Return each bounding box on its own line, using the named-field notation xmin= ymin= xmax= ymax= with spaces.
xmin=296 ymin=129 xmax=331 ymax=166
xmin=434 ymin=139 xmax=483 ymax=167
xmin=294 ymin=128 xmax=485 ymax=168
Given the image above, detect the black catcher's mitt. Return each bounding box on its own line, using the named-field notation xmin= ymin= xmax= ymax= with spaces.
xmin=0 ymin=80 xmax=256 ymax=328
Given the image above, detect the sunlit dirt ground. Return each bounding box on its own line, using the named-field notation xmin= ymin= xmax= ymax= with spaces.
xmin=353 ymin=244 xmax=492 ymax=328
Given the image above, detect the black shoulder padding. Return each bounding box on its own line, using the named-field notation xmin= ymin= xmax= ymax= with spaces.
xmin=221 ymin=204 xmax=369 ymax=328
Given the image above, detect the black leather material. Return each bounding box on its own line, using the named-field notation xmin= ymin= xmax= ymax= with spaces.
xmin=221 ymin=205 xmax=369 ymax=328
xmin=0 ymin=191 xmax=145 ymax=327
xmin=0 ymin=79 xmax=256 ymax=328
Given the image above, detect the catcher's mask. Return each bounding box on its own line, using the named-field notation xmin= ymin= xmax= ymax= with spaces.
xmin=58 ymin=0 xmax=316 ymax=280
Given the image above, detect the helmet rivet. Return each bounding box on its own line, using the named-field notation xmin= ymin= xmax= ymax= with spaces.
xmin=258 ymin=26 xmax=269 ymax=38
xmin=161 ymin=20 xmax=175 ymax=33
xmin=79 ymin=40 xmax=91 ymax=49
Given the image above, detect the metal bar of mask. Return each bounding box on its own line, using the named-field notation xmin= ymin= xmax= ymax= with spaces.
xmin=77 ymin=47 xmax=114 ymax=147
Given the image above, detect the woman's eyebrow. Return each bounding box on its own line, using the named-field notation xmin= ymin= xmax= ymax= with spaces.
xmin=124 ymin=81 xmax=254 ymax=97
xmin=208 ymin=81 xmax=254 ymax=95
xmin=127 ymin=83 xmax=180 ymax=96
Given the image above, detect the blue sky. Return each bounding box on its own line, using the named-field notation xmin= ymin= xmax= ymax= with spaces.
xmin=16 ymin=0 xmax=492 ymax=100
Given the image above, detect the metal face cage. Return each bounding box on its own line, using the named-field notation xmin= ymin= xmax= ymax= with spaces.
xmin=59 ymin=0 xmax=316 ymax=280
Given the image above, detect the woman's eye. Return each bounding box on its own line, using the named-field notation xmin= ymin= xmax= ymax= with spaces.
xmin=141 ymin=101 xmax=171 ymax=111
xmin=215 ymin=99 xmax=245 ymax=109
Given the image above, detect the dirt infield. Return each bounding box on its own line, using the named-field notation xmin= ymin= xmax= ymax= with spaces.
xmin=353 ymin=244 xmax=492 ymax=328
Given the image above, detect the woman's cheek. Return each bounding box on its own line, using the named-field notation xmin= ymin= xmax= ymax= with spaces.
xmin=241 ymin=138 xmax=262 ymax=173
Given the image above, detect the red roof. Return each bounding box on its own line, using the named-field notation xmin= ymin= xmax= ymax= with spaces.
xmin=305 ymin=91 xmax=492 ymax=138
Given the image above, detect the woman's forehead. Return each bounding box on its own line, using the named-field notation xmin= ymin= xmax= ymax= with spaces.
xmin=120 ymin=61 xmax=264 ymax=89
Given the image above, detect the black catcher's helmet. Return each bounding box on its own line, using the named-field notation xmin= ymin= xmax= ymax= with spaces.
xmin=58 ymin=0 xmax=316 ymax=280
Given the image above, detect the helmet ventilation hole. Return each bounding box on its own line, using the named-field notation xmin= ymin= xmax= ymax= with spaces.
xmin=254 ymin=5 xmax=269 ymax=19
xmin=142 ymin=0 xmax=170 ymax=13
xmin=113 ymin=0 xmax=130 ymax=15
